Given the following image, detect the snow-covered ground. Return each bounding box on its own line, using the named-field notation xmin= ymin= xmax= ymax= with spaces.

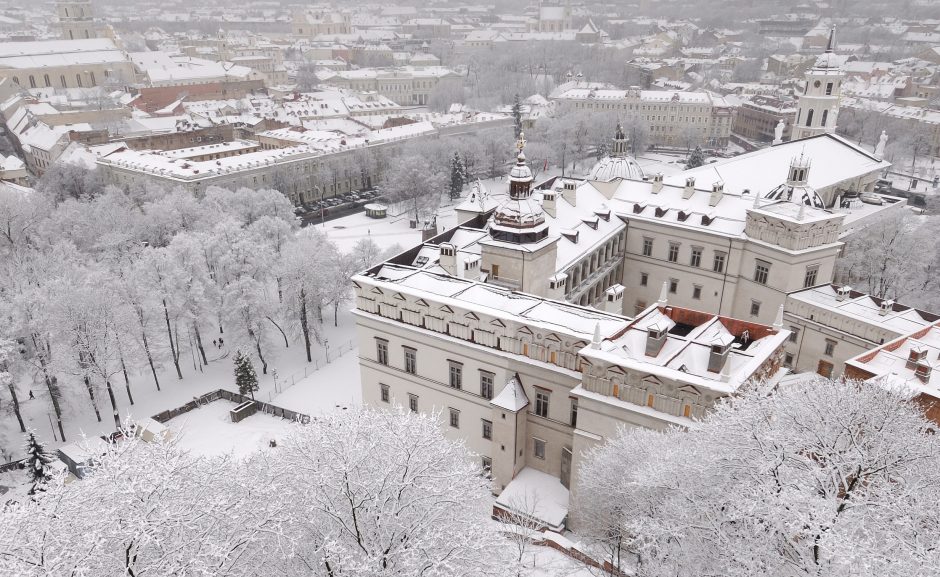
xmin=166 ymin=399 xmax=299 ymax=458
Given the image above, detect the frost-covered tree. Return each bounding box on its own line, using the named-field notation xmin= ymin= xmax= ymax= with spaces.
xmin=685 ymin=145 xmax=705 ymax=169
xmin=22 ymin=430 xmax=55 ymax=495
xmin=233 ymin=350 xmax=259 ymax=399
xmin=450 ymin=151 xmax=465 ymax=200
xmin=381 ymin=152 xmax=447 ymax=225
xmin=512 ymin=93 xmax=523 ymax=137
xmin=272 ymin=408 xmax=512 ymax=577
xmin=575 ymin=377 xmax=940 ymax=577
xmin=0 ymin=338 xmax=25 ymax=433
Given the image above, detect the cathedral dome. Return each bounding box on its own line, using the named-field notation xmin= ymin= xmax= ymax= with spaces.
xmin=763 ymin=183 xmax=826 ymax=209
xmin=587 ymin=121 xmax=645 ymax=182
xmin=588 ymin=155 xmax=645 ymax=182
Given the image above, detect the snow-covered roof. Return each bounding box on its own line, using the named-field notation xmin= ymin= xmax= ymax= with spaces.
xmin=787 ymin=284 xmax=939 ymax=337
xmin=491 ymin=374 xmax=529 ymax=412
xmin=846 ymin=321 xmax=940 ymax=399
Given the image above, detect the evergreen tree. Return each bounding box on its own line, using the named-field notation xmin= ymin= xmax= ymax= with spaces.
xmin=511 ymin=94 xmax=523 ymax=138
xmin=449 ymin=152 xmax=465 ymax=200
xmin=233 ymin=351 xmax=259 ymax=400
xmin=686 ymin=145 xmax=706 ymax=169
xmin=23 ymin=430 xmax=55 ymax=495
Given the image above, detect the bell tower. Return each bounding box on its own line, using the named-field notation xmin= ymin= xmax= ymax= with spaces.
xmin=57 ymin=0 xmax=98 ymax=40
xmin=792 ymin=27 xmax=843 ymax=141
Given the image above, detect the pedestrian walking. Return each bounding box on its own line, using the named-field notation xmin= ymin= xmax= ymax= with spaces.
xmin=213 ymin=339 xmax=217 ymax=348
xmin=28 ymin=390 xmax=35 ymax=400
xmin=219 ymin=337 xmax=224 ymax=348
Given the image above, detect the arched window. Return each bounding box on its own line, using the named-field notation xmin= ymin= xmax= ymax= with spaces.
xmin=43 ymin=74 xmax=50 ymax=87
xmin=805 ymin=109 xmax=814 ymax=127
xmin=28 ymin=75 xmax=35 ymax=88
xmin=11 ymin=76 xmax=18 ymax=85
xmin=76 ymin=74 xmax=82 ymax=87
xmin=89 ymin=71 xmax=96 ymax=85
xmin=60 ymin=75 xmax=67 ymax=88
xmin=821 ymin=109 xmax=828 ymax=127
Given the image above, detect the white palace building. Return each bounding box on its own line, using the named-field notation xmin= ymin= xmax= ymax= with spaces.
xmin=352 ymin=123 xmax=901 ymax=528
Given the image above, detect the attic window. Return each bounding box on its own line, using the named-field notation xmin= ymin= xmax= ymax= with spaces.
xmin=414 ymin=256 xmax=429 ymax=266
xmin=594 ymin=209 xmax=610 ymax=221
xmin=654 ymin=207 xmax=668 ymax=218
xmin=583 ymin=217 xmax=599 ymax=230
xmin=633 ymin=203 xmax=645 ymax=214
xmin=562 ymin=230 xmax=579 ymax=243
xmin=701 ymin=214 xmax=713 ymax=226
xmin=677 ymin=210 xmax=690 ymax=222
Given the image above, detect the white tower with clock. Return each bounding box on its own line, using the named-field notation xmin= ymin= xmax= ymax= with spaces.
xmin=792 ymin=27 xmax=843 ymax=141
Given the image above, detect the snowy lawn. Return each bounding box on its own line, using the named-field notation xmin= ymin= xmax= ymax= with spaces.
xmin=165 ymin=399 xmax=299 ymax=458
xmin=1 ymin=306 xmax=361 ymax=461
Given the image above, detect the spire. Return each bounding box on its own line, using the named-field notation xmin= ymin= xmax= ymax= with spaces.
xmin=507 ymin=131 xmax=533 ymax=199
xmin=612 ymin=120 xmax=628 ymax=157
xmin=657 ymin=281 xmax=669 ymax=306
xmin=591 ymin=322 xmax=602 ymax=349
xmin=825 ymin=25 xmax=836 ymax=53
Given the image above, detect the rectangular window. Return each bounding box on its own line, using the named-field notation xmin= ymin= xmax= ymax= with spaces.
xmin=534 ymin=438 xmax=546 ymax=460
xmin=640 ymin=272 xmax=648 ymax=286
xmin=692 ymin=285 xmax=702 ymax=300
xmin=535 ymin=390 xmax=549 ymax=418
xmin=403 ymin=347 xmax=416 ymax=374
xmin=449 ymin=408 xmax=460 ymax=428
xmin=482 ymin=419 xmax=492 ymax=440
xmin=668 ymin=243 xmax=679 ymax=262
xmin=376 ymin=338 xmax=388 ymax=365
xmin=570 ymin=398 xmax=578 ymax=427
xmin=449 ymin=361 xmax=463 ymax=389
xmin=750 ymin=300 xmax=761 ymax=317
xmin=690 ymin=247 xmax=702 ymax=268
xmin=754 ymin=261 xmax=770 ymax=285
xmin=408 ymin=394 xmax=418 ymax=413
xmin=713 ymin=252 xmax=726 ymax=273
xmin=481 ymin=456 xmax=492 ymax=473
xmin=642 ymin=238 xmax=653 ymax=257
xmin=785 ymin=353 xmax=794 ymax=367
xmin=803 ymin=265 xmax=819 ymax=288
xmin=380 ymin=383 xmax=389 ymax=403
xmin=824 ymin=339 xmax=836 ymax=357
xmin=491 ymin=264 xmax=499 ymax=279
xmin=789 ymin=327 xmax=799 ymax=343
xmin=480 ymin=371 xmax=494 ymax=400
xmin=669 ymin=278 xmax=678 ymax=294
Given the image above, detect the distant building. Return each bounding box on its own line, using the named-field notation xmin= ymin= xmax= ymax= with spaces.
xmin=0 ymin=38 xmax=135 ymax=90
xmin=318 ymin=66 xmax=464 ymax=107
xmin=291 ymin=10 xmax=351 ymax=38
xmin=552 ymin=86 xmax=734 ymax=148
xmin=732 ymin=95 xmax=798 ymax=143
xmin=56 ymin=0 xmax=100 ymax=41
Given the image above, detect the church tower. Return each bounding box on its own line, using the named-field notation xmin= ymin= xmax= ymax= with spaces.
xmin=57 ymin=0 xmax=98 ymax=40
xmin=792 ymin=27 xmax=843 ymax=141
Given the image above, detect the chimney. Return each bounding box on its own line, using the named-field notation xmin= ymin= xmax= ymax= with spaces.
xmin=439 ymin=242 xmax=456 ymax=276
xmin=907 ymin=344 xmax=928 ymax=369
xmin=835 ymin=285 xmax=851 ymax=301
xmin=548 ymin=272 xmax=567 ymax=300
xmin=562 ymin=179 xmax=577 ymax=207
xmin=657 ymin=281 xmax=668 ymax=306
xmin=651 ymin=172 xmax=664 ymax=194
xmin=879 ymin=299 xmax=894 ymax=316
xmin=683 ymin=177 xmax=695 ymax=199
xmin=604 ymin=284 xmax=625 ymax=314
xmin=542 ymin=189 xmax=556 ymax=218
xmin=591 ymin=322 xmax=602 ymax=350
xmin=709 ymin=181 xmax=724 ymax=207
xmin=915 ymin=361 xmax=933 ymax=383
xmin=707 ymin=340 xmax=732 ymax=373
xmin=645 ymin=323 xmax=668 ymax=357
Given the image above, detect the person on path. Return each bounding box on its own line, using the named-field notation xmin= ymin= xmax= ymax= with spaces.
xmin=28 ymin=390 xmax=35 ymax=400
xmin=218 ymin=337 xmax=224 ymax=348
xmin=213 ymin=339 xmax=217 ymax=348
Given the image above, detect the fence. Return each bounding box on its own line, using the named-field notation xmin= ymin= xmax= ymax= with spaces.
xmin=266 ymin=338 xmax=356 ymax=403
xmin=0 ymin=458 xmax=24 ymax=474
xmin=152 ymin=389 xmax=310 ymax=425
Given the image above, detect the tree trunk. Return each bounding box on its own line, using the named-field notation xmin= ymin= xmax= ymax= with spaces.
xmin=120 ymin=353 xmax=134 ymax=406
xmin=83 ymin=373 xmax=102 ymax=423
xmin=4 ymin=376 xmax=26 ymax=433
xmin=163 ymin=299 xmax=183 ymax=380
xmin=300 ymin=289 xmax=312 ymax=363
xmin=104 ymin=380 xmax=121 ymax=430
xmin=249 ymin=329 xmax=268 ymax=375
xmin=267 ymin=316 xmax=289 ymax=348
xmin=32 ymin=334 xmax=65 ymax=442
xmin=334 ymin=302 xmax=339 ymax=327
xmin=193 ymin=322 xmax=208 ymax=366
xmin=141 ymin=330 xmax=160 ymax=391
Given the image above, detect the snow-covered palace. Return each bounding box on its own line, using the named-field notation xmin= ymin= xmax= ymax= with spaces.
xmin=352 ymin=124 xmax=899 ymax=529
